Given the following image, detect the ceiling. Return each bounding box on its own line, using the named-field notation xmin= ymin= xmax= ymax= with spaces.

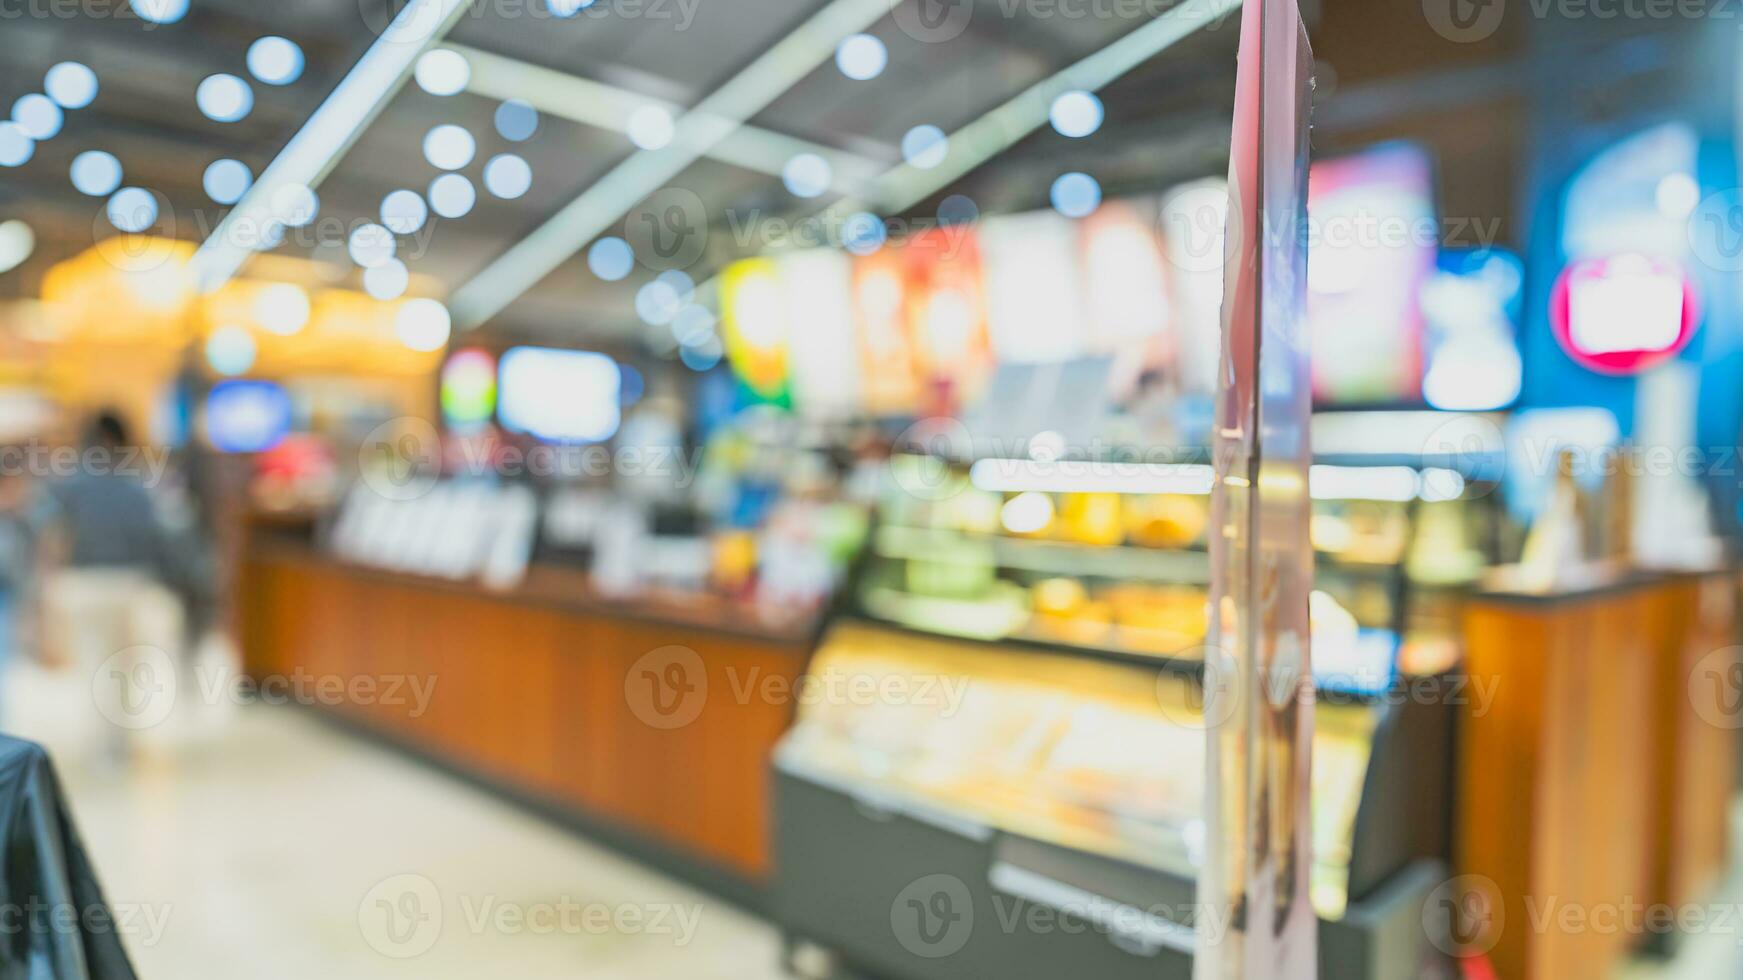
xmin=0 ymin=0 xmax=1315 ymax=348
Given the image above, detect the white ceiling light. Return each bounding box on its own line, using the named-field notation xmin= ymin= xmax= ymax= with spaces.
xmin=347 ymin=223 xmax=397 ymax=269
xmin=495 ymin=99 xmax=538 ymax=141
xmin=1050 ymin=172 xmax=1101 ymax=218
xmin=248 ymin=37 xmax=306 ymax=86
xmin=189 ymin=0 xmax=474 ymax=293
xmin=587 ymin=237 xmax=634 ymax=281
xmin=45 ymin=62 xmax=99 ymax=109
xmin=547 ymin=0 xmax=597 ymax=16
xmin=129 ymin=0 xmax=188 ymax=25
xmin=484 ymin=154 xmax=532 ymax=199
xmin=900 ymin=125 xmax=948 ymax=170
xmin=0 ymin=220 xmax=34 ymax=275
xmin=271 ymin=183 xmax=320 ymax=227
xmin=835 ymin=34 xmax=887 ymax=80
xmin=0 ymin=124 xmax=30 ymax=168
xmin=1048 ymin=90 xmax=1104 ymax=138
xmin=70 ymin=150 xmax=123 ymax=197
xmin=656 ymin=269 xmax=695 ymax=301
xmin=13 ymin=95 xmax=63 ymax=140
xmin=255 ymin=283 xmax=311 ymax=335
xmin=449 ymin=0 xmax=892 ymax=329
xmin=205 ymin=325 xmax=256 ymax=376
xmin=937 ymin=194 xmax=977 ymax=225
xmin=680 ymin=337 xmax=723 ymax=372
xmin=203 ymin=158 xmax=253 ymax=204
xmin=396 ymin=298 xmax=452 ymax=351
xmin=626 ymin=105 xmax=674 ymax=151
xmin=782 ymin=153 xmax=832 ymax=198
xmin=635 ymin=279 xmax=683 ymax=326
xmin=106 ymin=187 xmax=158 ymax=233
xmin=364 ymin=258 xmax=410 ymax=300
xmin=414 ymin=48 xmax=470 ymax=96
xmin=197 ymin=74 xmax=254 ymax=123
xmin=423 ymin=124 xmax=475 ymax=170
xmin=380 ymin=189 xmax=429 ymax=234
xmin=670 ymin=304 xmax=716 ymax=346
xmin=429 ymin=173 xmax=475 ymax=218
xmin=842 ymin=211 xmax=885 ymax=255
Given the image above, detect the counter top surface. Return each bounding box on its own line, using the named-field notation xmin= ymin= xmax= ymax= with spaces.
xmin=246 ymin=533 xmax=821 ymax=647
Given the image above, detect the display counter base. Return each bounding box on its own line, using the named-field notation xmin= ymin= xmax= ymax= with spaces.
xmin=774 ymin=763 xmax=1454 ymax=980
xmin=240 ymin=540 xmax=817 ymax=901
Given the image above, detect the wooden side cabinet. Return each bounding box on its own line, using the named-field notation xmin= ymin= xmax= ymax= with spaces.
xmin=1457 ymin=571 xmax=1737 ymax=979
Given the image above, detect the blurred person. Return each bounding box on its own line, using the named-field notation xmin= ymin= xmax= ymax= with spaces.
xmin=37 ymin=411 xmax=187 ymax=762
xmin=0 ymin=458 xmax=48 ymax=726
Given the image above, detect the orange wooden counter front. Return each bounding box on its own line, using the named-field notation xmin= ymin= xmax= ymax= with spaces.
xmin=1458 ymin=569 xmax=1738 ymax=980
xmin=238 ymin=537 xmax=815 ymax=891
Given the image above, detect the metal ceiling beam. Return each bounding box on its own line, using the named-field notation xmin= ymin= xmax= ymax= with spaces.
xmin=449 ymin=0 xmax=893 ymax=330
xmin=448 ymin=43 xmax=885 ymax=194
xmin=860 ymin=0 xmax=1243 ymax=216
xmin=673 ymin=0 xmax=1240 ymax=311
xmin=187 ymin=0 xmax=475 ymax=293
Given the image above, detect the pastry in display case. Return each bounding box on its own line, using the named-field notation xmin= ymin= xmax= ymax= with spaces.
xmin=773 ymin=619 xmax=1455 ymax=979
xmin=858 ymin=454 xmax=1215 ymax=660
xmin=854 ymin=452 xmax=1500 ymax=667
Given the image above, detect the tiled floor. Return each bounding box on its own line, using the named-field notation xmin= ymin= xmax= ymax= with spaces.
xmin=3 ymin=661 xmax=787 ymax=980
xmin=3 ymin=656 xmax=1739 ymax=979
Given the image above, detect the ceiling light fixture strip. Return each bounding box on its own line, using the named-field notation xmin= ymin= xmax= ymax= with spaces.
xmin=871 ymin=0 xmax=1244 ymax=214
xmin=451 ymin=0 xmax=891 ymax=328
xmin=447 ymin=43 xmax=879 ymax=189
xmin=189 ymin=0 xmax=475 ymax=294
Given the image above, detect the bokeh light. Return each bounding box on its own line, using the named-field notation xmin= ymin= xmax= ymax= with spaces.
xmin=70 ymin=150 xmax=123 ymax=197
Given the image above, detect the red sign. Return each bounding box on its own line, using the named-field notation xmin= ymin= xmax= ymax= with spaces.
xmin=1549 ymin=254 xmax=1700 ymax=375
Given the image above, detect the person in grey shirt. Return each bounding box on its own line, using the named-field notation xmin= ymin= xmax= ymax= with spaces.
xmin=37 ymin=412 xmax=187 ymax=761
xmin=47 ymin=412 xmax=173 ymax=576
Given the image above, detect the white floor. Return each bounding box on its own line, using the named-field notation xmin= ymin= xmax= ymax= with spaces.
xmin=2 ymin=660 xmax=787 ymax=980
xmin=3 ymin=655 xmax=1739 ymax=980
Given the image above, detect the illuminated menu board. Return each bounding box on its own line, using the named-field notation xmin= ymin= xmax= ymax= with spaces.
xmin=719 ymin=158 xmax=1482 ymax=418
xmin=902 ymin=226 xmax=992 ymax=412
xmin=780 ymin=248 xmax=861 ymax=418
xmin=1306 ymin=143 xmax=1437 ymax=406
xmin=850 ymin=248 xmax=920 ymax=415
xmin=979 ymin=210 xmax=1088 ymax=366
xmin=1080 ymin=200 xmax=1172 ymax=400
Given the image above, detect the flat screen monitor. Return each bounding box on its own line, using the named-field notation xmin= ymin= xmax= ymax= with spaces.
xmin=497 ymin=347 xmax=621 ymax=443
xmin=205 ymin=380 xmax=292 ymax=453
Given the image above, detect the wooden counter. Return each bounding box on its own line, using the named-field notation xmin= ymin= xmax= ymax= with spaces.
xmin=1457 ymin=568 xmax=1738 ymax=979
xmin=237 ymin=537 xmax=818 ymax=896
xmin=1643 ymin=573 xmax=1738 ymax=918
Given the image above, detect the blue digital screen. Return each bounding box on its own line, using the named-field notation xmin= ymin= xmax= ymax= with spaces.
xmin=205 ymin=380 xmax=292 ymax=453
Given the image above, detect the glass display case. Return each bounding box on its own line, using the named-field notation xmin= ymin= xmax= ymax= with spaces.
xmin=852 ymin=452 xmax=1498 ymax=676
xmin=771 ymin=447 xmax=1496 ymax=979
